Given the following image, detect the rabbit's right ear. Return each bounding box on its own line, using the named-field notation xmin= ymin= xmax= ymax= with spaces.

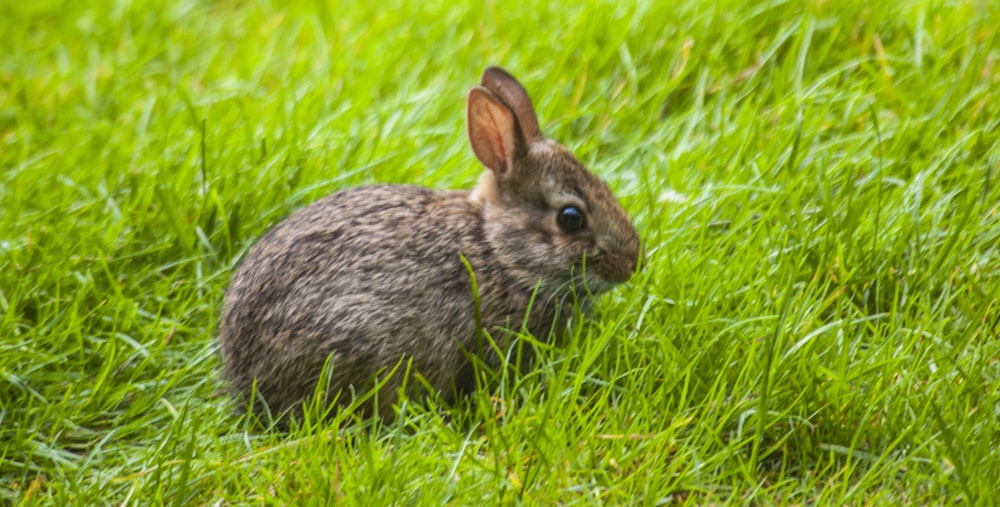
xmin=467 ymin=86 xmax=523 ymax=176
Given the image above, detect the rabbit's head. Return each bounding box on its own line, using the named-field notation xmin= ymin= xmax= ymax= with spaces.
xmin=467 ymin=67 xmax=641 ymax=296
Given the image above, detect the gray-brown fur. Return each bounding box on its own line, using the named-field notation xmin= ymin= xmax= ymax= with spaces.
xmin=218 ymin=67 xmax=641 ymax=422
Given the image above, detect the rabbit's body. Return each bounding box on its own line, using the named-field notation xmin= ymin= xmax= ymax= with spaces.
xmin=221 ymin=184 xmax=561 ymax=418
xmin=219 ymin=68 xmax=640 ymax=422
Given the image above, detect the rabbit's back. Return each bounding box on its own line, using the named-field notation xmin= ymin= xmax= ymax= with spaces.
xmin=219 ymin=185 xmax=500 ymax=417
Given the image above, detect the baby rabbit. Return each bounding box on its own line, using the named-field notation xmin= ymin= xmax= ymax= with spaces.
xmin=219 ymin=67 xmax=641 ymax=423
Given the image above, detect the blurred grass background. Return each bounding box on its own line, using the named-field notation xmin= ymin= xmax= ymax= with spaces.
xmin=2 ymin=0 xmax=999 ymax=503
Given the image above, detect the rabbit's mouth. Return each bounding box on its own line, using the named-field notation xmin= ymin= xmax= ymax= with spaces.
xmin=563 ymin=265 xmax=617 ymax=297
xmin=579 ymin=250 xmax=639 ymax=288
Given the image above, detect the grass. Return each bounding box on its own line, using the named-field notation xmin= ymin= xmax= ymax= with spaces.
xmin=2 ymin=0 xmax=999 ymax=503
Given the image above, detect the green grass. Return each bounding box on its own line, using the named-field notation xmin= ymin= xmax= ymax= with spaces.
xmin=2 ymin=0 xmax=999 ymax=503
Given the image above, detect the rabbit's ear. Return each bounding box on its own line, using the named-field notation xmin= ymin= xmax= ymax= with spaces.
xmin=480 ymin=67 xmax=542 ymax=143
xmin=467 ymin=86 xmax=523 ymax=176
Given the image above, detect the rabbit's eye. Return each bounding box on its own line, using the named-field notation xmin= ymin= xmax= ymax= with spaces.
xmin=557 ymin=206 xmax=587 ymax=233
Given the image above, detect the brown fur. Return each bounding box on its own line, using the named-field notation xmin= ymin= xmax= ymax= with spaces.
xmin=218 ymin=67 xmax=640 ymax=423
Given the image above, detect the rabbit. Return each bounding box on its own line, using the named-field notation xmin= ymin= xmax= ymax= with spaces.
xmin=218 ymin=66 xmax=641 ymax=424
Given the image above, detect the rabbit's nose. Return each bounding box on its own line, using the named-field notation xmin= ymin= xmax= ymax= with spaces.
xmin=596 ymin=248 xmax=640 ymax=284
xmin=624 ymin=236 xmax=644 ymax=273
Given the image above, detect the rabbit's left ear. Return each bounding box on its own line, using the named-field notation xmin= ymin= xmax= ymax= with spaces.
xmin=480 ymin=66 xmax=543 ymax=143
xmin=467 ymin=86 xmax=523 ymax=177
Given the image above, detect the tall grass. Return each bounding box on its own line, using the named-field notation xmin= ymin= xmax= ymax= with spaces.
xmin=2 ymin=0 xmax=998 ymax=503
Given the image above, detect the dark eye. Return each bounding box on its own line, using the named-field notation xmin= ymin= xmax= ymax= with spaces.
xmin=557 ymin=206 xmax=587 ymax=233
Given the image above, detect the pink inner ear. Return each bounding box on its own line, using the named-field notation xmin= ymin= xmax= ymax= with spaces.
xmin=468 ymin=88 xmax=516 ymax=175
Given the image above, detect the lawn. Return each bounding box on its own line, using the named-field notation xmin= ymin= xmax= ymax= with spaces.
xmin=2 ymin=0 xmax=999 ymax=504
